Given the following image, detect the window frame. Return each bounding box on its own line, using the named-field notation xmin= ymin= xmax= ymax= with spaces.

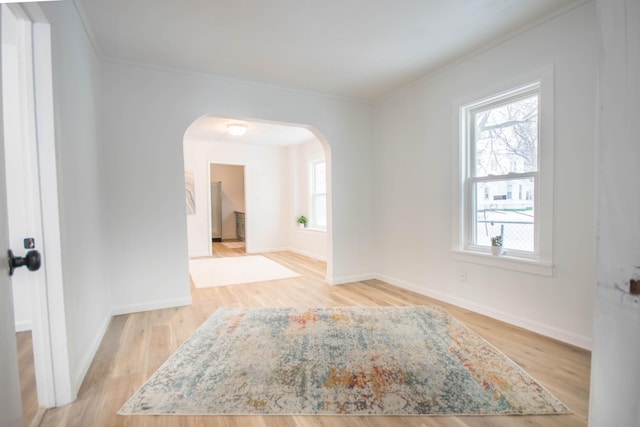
xmin=465 ymin=84 xmax=540 ymax=257
xmin=452 ymin=67 xmax=554 ymax=276
xmin=309 ymin=159 xmax=327 ymax=230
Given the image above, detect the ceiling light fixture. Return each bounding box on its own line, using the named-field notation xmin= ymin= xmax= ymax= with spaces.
xmin=227 ymin=123 xmax=247 ymax=136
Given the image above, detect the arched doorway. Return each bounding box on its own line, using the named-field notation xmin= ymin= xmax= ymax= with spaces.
xmin=182 ymin=115 xmax=333 ymax=280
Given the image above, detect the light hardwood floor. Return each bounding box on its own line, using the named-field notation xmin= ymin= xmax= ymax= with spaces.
xmin=17 ymin=331 xmax=38 ymax=427
xmin=38 ymin=243 xmax=591 ymax=426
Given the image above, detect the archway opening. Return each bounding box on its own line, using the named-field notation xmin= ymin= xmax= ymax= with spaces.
xmin=182 ymin=115 xmax=333 ymax=282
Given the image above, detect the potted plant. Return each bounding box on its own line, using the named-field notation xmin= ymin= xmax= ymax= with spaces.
xmin=491 ymin=235 xmax=504 ymax=256
xmin=296 ymin=215 xmax=308 ymax=229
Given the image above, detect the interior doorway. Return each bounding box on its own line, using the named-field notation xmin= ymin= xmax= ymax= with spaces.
xmin=209 ymin=163 xmax=246 ymax=252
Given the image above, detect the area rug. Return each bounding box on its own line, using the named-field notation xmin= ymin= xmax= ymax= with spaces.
xmin=118 ymin=306 xmax=569 ymax=416
xmin=188 ymin=256 xmax=300 ymax=288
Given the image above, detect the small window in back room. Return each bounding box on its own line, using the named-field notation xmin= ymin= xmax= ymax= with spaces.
xmin=310 ymin=159 xmax=326 ymax=229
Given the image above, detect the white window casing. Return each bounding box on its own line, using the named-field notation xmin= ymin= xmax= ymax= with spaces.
xmin=452 ymin=66 xmax=554 ymax=276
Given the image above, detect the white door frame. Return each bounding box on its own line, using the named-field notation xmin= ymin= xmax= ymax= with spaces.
xmin=3 ymin=3 xmax=72 ymax=407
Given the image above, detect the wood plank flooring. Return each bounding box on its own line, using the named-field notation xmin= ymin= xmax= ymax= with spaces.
xmin=38 ymin=243 xmax=591 ymax=426
xmin=17 ymin=330 xmax=38 ymax=427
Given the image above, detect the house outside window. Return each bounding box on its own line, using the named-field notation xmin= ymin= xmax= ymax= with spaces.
xmin=310 ymin=159 xmax=326 ymax=229
xmin=453 ymin=69 xmax=554 ymax=275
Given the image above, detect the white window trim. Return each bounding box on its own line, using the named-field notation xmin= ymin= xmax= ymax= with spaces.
xmin=309 ymin=159 xmax=327 ymax=231
xmin=451 ymin=65 xmax=554 ymax=276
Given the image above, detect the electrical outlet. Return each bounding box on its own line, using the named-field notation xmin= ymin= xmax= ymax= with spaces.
xmin=457 ymin=271 xmax=467 ymax=282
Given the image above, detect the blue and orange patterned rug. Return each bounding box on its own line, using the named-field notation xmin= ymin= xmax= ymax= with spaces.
xmin=118 ymin=306 xmax=569 ymax=416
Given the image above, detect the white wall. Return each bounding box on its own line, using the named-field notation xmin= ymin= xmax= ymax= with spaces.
xmin=101 ymin=59 xmax=373 ymax=308
xmin=372 ymin=3 xmax=598 ymax=348
xmin=41 ymin=1 xmax=111 ymax=395
xmin=185 ymin=140 xmax=289 ymax=256
xmin=590 ymin=0 xmax=640 ymax=425
xmin=288 ymin=139 xmax=328 ymax=260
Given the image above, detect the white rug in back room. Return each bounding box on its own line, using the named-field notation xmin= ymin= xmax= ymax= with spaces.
xmin=189 ymin=255 xmax=301 ymax=288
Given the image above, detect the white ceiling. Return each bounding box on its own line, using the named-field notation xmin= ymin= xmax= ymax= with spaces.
xmin=74 ymin=0 xmax=586 ymax=102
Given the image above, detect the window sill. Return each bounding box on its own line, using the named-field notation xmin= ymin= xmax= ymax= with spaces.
xmin=451 ymin=249 xmax=553 ymax=276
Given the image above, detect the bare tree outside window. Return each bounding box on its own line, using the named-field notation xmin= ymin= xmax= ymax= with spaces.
xmin=474 ymin=94 xmax=538 ymax=177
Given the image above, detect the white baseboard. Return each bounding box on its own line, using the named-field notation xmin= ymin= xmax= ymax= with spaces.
xmin=287 ymin=247 xmax=327 ymax=262
xmin=245 ymin=246 xmax=289 ymax=254
xmin=15 ymin=320 xmax=32 ymax=332
xmin=375 ymin=273 xmax=592 ymax=350
xmin=110 ymin=297 xmax=193 ymax=317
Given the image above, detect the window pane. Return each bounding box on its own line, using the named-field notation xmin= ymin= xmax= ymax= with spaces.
xmin=313 ymin=195 xmax=326 ymax=227
xmin=474 ymin=95 xmax=538 ymax=177
xmin=474 ymin=178 xmax=534 ymax=251
xmin=314 ymin=161 xmax=326 ymax=193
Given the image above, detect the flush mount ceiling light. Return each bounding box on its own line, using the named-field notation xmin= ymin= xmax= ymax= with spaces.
xmin=227 ymin=123 xmax=247 ymax=136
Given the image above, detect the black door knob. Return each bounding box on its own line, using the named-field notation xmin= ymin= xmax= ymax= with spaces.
xmin=7 ymin=249 xmax=41 ymax=276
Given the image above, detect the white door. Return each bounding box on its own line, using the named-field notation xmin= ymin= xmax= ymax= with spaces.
xmin=1 ymin=3 xmax=72 ymax=420
xmin=0 ymin=7 xmax=23 ymax=425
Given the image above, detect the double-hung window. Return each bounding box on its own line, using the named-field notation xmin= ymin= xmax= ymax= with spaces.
xmin=310 ymin=159 xmax=326 ymax=229
xmin=455 ymin=73 xmax=553 ymax=275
